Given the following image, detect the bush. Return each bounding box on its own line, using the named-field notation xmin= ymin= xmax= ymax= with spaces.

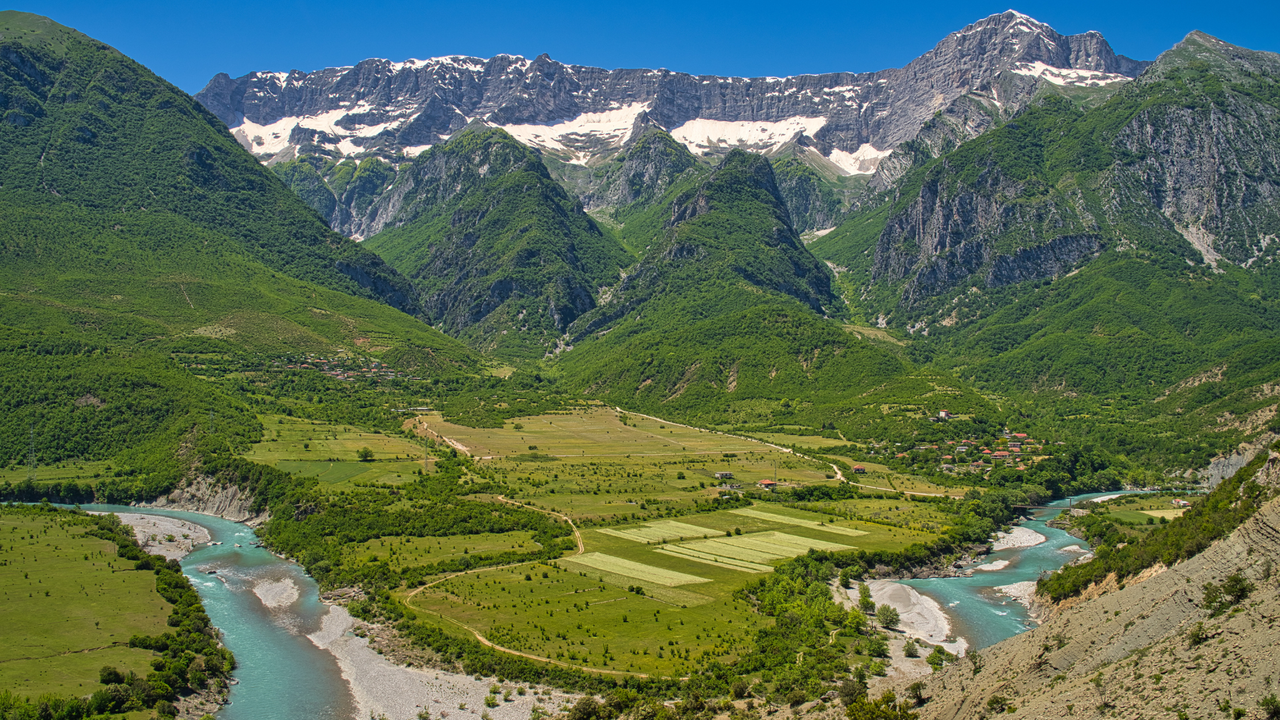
xmin=876 ymin=604 xmax=900 ymax=629
xmin=1203 ymin=573 xmax=1255 ymax=617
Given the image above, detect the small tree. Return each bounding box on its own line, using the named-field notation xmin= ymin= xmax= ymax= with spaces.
xmin=858 ymin=583 xmax=876 ymax=614
xmin=876 ymin=604 xmax=900 ymax=629
xmin=839 ymin=671 xmax=868 ymax=706
xmin=903 ymin=639 xmax=919 ymax=657
xmin=845 ymin=608 xmax=869 ymax=634
xmin=906 ymin=681 xmax=928 ymax=707
xmin=357 ymin=447 xmax=374 ymax=462
xmin=845 ymin=691 xmax=919 ymax=720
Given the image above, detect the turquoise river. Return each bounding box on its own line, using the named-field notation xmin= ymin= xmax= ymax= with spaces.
xmin=68 ymin=492 xmax=1131 ymax=716
xmin=901 ymin=490 xmax=1141 ymax=650
xmin=79 ymin=504 xmax=355 ymax=720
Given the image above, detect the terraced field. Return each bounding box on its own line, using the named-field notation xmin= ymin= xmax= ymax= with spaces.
xmin=729 ymin=507 xmax=871 ymax=538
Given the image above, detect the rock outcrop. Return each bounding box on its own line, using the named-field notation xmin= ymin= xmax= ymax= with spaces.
xmin=140 ymin=477 xmax=268 ymax=527
xmin=855 ymin=31 xmax=1280 ymax=321
xmin=899 ymin=475 xmax=1280 ymax=720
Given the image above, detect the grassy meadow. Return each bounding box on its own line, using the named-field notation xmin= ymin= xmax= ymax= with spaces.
xmin=345 ymin=531 xmax=541 ymax=569
xmin=0 ymin=510 xmax=166 ymax=699
xmin=0 ymin=461 xmax=113 ymax=488
xmin=1095 ymin=494 xmax=1194 ymax=527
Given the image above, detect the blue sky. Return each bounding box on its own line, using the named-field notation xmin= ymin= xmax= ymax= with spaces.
xmin=18 ymin=0 xmax=1280 ymax=94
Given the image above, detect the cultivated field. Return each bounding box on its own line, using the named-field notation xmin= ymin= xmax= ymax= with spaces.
xmin=1138 ymin=508 xmax=1187 ymax=519
xmin=414 ymin=407 xmax=783 ymax=461
xmin=743 ymin=432 xmax=851 ymax=449
xmin=404 ymin=502 xmax=931 ymax=677
xmin=241 ymin=414 xmax=429 ymax=489
xmin=346 ymin=531 xmax=540 ymax=569
xmin=408 ymin=407 xmax=839 ymax=522
xmin=729 ymin=506 xmax=871 ymax=538
xmin=405 ymin=557 xmax=766 ymax=678
xmin=0 ymin=460 xmax=112 ymax=487
xmin=0 ymin=510 xmax=167 ymax=698
xmin=227 ymin=405 xmax=956 ymax=679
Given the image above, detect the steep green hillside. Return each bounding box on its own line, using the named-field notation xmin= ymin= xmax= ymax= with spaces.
xmin=0 ymin=12 xmax=484 ymax=491
xmin=0 ymin=11 xmax=476 ymax=366
xmin=272 ymin=154 xmax=399 ymax=236
xmin=584 ymin=128 xmax=705 ymax=229
xmin=558 ymin=150 xmax=992 ymax=436
xmin=363 ymin=127 xmax=632 ymax=360
xmin=770 ymin=156 xmax=847 ymax=233
xmin=578 ymin=149 xmax=843 ymax=324
xmin=0 ymin=329 xmax=258 ymax=492
xmin=810 ymin=32 xmax=1280 ymax=427
xmin=0 ymin=11 xmax=418 ymax=312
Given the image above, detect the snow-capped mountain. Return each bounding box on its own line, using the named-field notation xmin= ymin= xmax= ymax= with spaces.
xmin=195 ymin=11 xmax=1147 ymax=175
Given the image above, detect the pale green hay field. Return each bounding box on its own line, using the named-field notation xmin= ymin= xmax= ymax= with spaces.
xmin=562 ymin=553 xmax=709 ymax=587
xmin=729 ymin=507 xmax=870 ymax=537
xmin=597 ymin=519 xmax=723 ymax=544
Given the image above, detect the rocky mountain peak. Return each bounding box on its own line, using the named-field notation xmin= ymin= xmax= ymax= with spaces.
xmin=195 ymin=12 xmax=1150 ymax=189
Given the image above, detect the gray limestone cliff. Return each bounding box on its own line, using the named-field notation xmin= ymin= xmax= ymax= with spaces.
xmin=195 ymin=12 xmax=1147 ymax=189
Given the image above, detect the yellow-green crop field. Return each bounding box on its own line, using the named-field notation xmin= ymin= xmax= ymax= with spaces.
xmin=241 ymin=415 xmax=429 ymax=489
xmin=0 ymin=460 xmax=113 ymax=486
xmin=0 ymin=511 xmax=167 ymax=699
xmin=407 ymin=407 xmax=841 ymax=523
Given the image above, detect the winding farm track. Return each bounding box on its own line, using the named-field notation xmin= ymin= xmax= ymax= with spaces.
xmin=399 ymin=494 xmax=659 ymax=676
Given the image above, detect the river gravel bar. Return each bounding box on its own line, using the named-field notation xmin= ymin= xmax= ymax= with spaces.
xmin=253 ymin=578 xmax=301 ymax=609
xmin=309 ymin=606 xmax=577 ymax=720
xmin=992 ymin=526 xmax=1046 ymax=551
xmin=94 ymin=512 xmax=211 ymax=560
xmin=861 ymin=580 xmax=969 ymax=656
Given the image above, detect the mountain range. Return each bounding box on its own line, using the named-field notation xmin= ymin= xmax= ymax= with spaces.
xmin=195 ymin=11 xmax=1148 ymax=235
xmin=3 ymin=7 xmax=1279 ymax=471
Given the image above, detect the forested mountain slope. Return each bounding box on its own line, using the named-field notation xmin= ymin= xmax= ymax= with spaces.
xmin=810 ymin=33 xmax=1280 ymax=424
xmin=557 ymin=150 xmax=994 ymax=435
xmin=0 ymin=11 xmax=475 ymax=366
xmin=362 ymin=127 xmax=633 ymax=360
xmin=0 ymin=12 xmax=482 ymax=488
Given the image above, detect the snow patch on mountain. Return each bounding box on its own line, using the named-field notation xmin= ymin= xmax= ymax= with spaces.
xmin=499 ymin=103 xmax=650 ymax=163
xmin=827 ymin=144 xmax=893 ymax=175
xmin=670 ymin=117 xmax=827 ymax=155
xmin=1010 ymin=61 xmax=1129 ymax=86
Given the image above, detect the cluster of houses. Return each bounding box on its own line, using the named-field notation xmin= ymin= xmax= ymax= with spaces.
xmin=864 ymin=430 xmax=1057 ymax=474
xmin=711 ymin=471 xmax=788 ymax=492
